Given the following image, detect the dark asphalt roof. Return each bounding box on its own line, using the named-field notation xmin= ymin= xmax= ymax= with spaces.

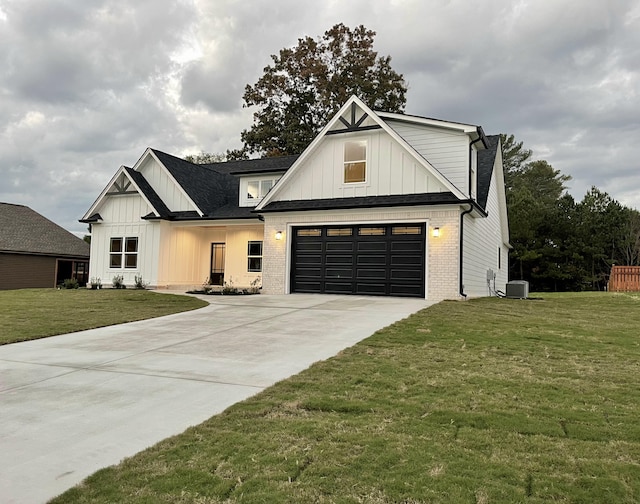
xmin=477 ymin=135 xmax=500 ymax=211
xmin=115 ymin=137 xmax=499 ymax=222
xmin=149 ymin=149 xmax=298 ymax=219
xmin=259 ymin=192 xmax=460 ymax=213
xmin=1 ymin=202 xmax=90 ymax=258
xmin=125 ymin=167 xmax=171 ymax=217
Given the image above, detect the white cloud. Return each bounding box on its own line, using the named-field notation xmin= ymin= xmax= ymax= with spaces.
xmin=1 ymin=0 xmax=640 ymax=234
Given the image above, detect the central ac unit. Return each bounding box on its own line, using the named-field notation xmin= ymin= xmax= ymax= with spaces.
xmin=506 ymin=280 xmax=529 ymax=299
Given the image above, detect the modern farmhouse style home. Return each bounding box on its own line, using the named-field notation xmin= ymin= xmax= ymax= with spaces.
xmin=82 ymin=96 xmax=509 ymax=300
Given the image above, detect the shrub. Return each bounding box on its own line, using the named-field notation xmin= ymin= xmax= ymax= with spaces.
xmin=134 ymin=275 xmax=148 ymax=290
xmin=248 ymin=276 xmax=261 ymax=294
xmin=61 ymin=278 xmax=79 ymax=289
xmin=222 ymin=277 xmax=238 ymax=295
xmin=112 ymin=275 xmax=126 ymax=289
xmin=89 ymin=277 xmax=102 ymax=289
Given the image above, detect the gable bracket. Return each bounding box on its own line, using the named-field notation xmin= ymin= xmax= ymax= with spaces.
xmin=112 ymin=179 xmax=132 ymax=193
xmin=326 ymin=124 xmax=381 ymax=136
xmin=336 ymin=102 xmax=371 ymax=131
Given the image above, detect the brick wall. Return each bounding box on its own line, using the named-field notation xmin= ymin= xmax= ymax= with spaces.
xmin=262 ymin=207 xmax=461 ymax=301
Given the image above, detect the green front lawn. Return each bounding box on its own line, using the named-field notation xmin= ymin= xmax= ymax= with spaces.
xmin=53 ymin=292 xmax=640 ymax=503
xmin=0 ymin=289 xmax=208 ymax=345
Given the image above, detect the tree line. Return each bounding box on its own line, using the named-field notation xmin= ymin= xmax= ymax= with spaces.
xmin=502 ymin=134 xmax=640 ymax=291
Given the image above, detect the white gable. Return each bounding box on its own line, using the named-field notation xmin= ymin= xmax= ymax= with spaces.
xmin=257 ymin=96 xmax=466 ymax=210
xmin=83 ymin=166 xmax=158 ymax=221
xmin=97 ymin=192 xmax=154 ymax=223
xmin=274 ymin=129 xmax=449 ymax=201
xmin=136 ymin=154 xmax=197 ymax=213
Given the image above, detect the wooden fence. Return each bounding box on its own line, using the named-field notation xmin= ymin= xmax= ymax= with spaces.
xmin=608 ymin=266 xmax=640 ymax=292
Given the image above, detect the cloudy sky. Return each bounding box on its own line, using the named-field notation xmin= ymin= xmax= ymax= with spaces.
xmin=1 ymin=0 xmax=639 ymax=235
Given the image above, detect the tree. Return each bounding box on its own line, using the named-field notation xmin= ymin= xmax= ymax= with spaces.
xmin=184 ymin=151 xmax=226 ymax=164
xmin=575 ymin=187 xmax=634 ymax=289
xmin=500 ymin=133 xmax=532 ymax=192
xmin=619 ymin=209 xmax=640 ymax=266
xmin=240 ymin=23 xmax=407 ymax=157
xmin=506 ymin=157 xmax=573 ymax=290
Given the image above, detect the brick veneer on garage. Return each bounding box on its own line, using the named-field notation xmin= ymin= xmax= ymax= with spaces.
xmin=262 ymin=208 xmax=461 ymax=301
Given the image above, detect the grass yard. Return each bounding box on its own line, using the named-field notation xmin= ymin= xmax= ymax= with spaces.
xmin=52 ymin=292 xmax=640 ymax=503
xmin=0 ymin=289 xmax=208 ymax=345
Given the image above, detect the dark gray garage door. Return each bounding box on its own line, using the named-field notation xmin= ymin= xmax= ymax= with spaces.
xmin=291 ymin=223 xmax=425 ymax=297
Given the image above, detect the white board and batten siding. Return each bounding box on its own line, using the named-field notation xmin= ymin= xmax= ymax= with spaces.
xmin=462 ymin=161 xmax=509 ymax=297
xmin=156 ymin=224 xmax=223 ymax=287
xmin=274 ymin=130 xmax=449 ymax=202
xmin=384 ymin=120 xmax=470 ymax=195
xmin=89 ymin=193 xmax=162 ymax=287
xmin=155 ymin=224 xmax=264 ymax=289
xmin=137 ymin=156 xmax=197 ymax=213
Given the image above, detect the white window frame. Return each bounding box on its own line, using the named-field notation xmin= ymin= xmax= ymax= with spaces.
xmin=240 ymin=175 xmax=281 ymax=206
xmin=343 ymin=140 xmax=367 ymax=184
xmin=109 ymin=236 xmax=138 ymax=269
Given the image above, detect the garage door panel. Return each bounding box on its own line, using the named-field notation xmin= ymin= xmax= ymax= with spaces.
xmin=391 ymin=241 xmax=423 ymax=252
xmin=357 ymin=268 xmax=387 ymax=280
xmin=357 ymin=242 xmax=387 ymax=252
xmin=325 ymin=282 xmax=355 ymax=294
xmin=294 ymin=281 xmax=323 ymax=293
xmin=291 ymin=223 xmax=425 ymax=298
xmin=357 ymin=255 xmax=387 ymax=266
xmin=390 ymin=284 xmax=423 ymax=296
xmin=295 ymin=267 xmax=322 ymax=277
xmin=326 ymin=255 xmax=353 ymax=265
xmin=326 ymin=268 xmax=353 ymax=279
xmin=391 ymin=255 xmax=423 ymax=266
xmin=295 ymin=254 xmax=323 ymax=265
xmin=326 ymin=242 xmax=354 ymax=252
xmin=356 ymin=282 xmax=387 ymax=295
xmin=390 ymin=269 xmax=421 ymax=280
xmin=296 ymin=242 xmax=323 ymax=252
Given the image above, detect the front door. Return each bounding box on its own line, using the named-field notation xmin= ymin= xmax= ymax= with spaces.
xmin=210 ymin=243 xmax=225 ymax=286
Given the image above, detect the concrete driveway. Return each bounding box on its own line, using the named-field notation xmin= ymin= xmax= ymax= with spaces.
xmin=0 ymin=293 xmax=432 ymax=503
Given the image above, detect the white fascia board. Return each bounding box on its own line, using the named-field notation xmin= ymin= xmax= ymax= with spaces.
xmin=492 ymin=139 xmax=511 ymax=247
xmin=257 ymin=96 xmax=467 ymax=208
xmin=137 ymin=148 xmax=204 ymax=217
xmin=377 ymin=111 xmax=479 ymax=134
xmin=82 ymin=165 xmax=128 ymax=220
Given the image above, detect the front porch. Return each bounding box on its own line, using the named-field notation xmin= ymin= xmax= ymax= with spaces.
xmin=155 ymin=221 xmax=265 ymax=291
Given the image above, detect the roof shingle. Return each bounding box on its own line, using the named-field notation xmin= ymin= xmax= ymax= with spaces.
xmin=1 ymin=203 xmax=90 ymax=258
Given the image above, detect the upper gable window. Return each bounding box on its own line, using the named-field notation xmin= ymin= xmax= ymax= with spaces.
xmin=344 ymin=140 xmax=367 ymax=183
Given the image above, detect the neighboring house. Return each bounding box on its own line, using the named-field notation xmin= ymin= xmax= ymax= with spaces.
xmin=0 ymin=202 xmax=90 ymax=290
xmin=82 ymin=96 xmax=509 ymax=300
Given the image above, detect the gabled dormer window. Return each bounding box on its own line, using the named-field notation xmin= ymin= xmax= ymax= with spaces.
xmin=344 ymin=140 xmax=367 ymax=183
xmin=248 ymin=179 xmax=274 ymax=200
xmin=240 ymin=175 xmax=281 ymax=206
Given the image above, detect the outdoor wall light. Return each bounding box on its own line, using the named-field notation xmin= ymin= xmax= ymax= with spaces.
xmin=432 ymin=227 xmax=440 ymax=238
xmin=275 ymin=230 xmax=283 ymax=240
